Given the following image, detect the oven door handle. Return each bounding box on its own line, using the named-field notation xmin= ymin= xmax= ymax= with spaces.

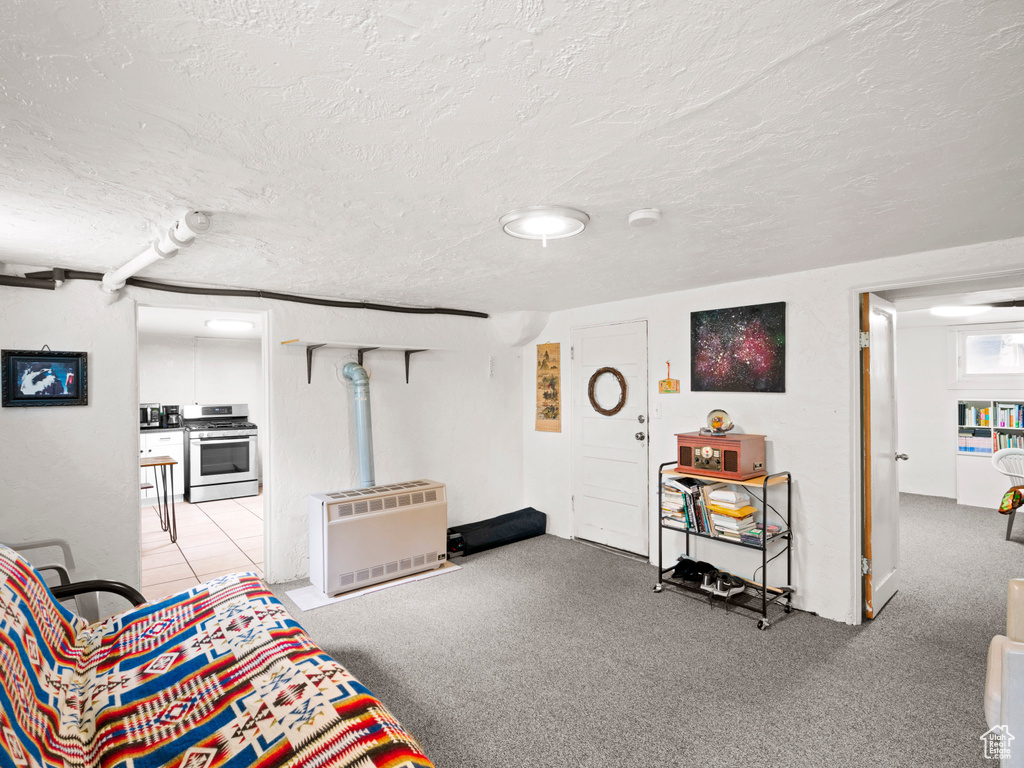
xmin=190 ymin=437 xmax=254 ymax=445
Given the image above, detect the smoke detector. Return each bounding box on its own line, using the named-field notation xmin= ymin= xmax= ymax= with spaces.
xmin=628 ymin=208 xmax=661 ymax=227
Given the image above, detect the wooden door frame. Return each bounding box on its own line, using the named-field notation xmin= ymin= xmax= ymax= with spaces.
xmin=569 ymin=318 xmax=650 ymax=554
xmin=859 ymin=292 xmax=875 ymax=620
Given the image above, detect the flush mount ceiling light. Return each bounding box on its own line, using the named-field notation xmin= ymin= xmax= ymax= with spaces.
xmin=205 ymin=319 xmax=255 ymax=331
xmin=930 ymin=306 xmax=993 ymax=317
xmin=500 ymin=206 xmax=589 ymax=247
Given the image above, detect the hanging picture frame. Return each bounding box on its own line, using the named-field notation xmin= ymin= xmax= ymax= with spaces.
xmin=1 ymin=349 xmax=88 ymax=407
xmin=690 ymin=302 xmax=786 ymax=393
xmin=535 ymin=342 xmax=561 ymax=432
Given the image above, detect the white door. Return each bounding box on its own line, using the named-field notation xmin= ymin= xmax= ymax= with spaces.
xmin=572 ymin=321 xmax=649 ymax=555
xmin=862 ymin=293 xmax=901 ymax=618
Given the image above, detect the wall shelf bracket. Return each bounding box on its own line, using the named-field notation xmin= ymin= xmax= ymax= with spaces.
xmin=405 ymin=350 xmax=426 ymax=383
xmin=282 ymin=339 xmax=442 ymax=385
xmin=305 ymin=344 xmax=325 ymax=384
xmin=357 ymin=347 xmax=379 ymax=367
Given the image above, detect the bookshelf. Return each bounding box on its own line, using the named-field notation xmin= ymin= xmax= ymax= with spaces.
xmin=654 ymin=462 xmax=794 ymax=630
xmin=957 ymin=400 xmax=1024 ymax=454
xmin=956 ymin=399 xmax=1024 ymax=508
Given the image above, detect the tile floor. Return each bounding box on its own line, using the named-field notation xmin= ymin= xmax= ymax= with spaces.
xmin=140 ymin=493 xmax=263 ymax=602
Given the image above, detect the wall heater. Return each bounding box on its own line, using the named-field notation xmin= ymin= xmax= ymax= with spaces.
xmin=309 ymin=479 xmax=447 ymax=596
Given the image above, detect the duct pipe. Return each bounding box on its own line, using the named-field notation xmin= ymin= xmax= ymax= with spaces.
xmin=101 ymin=211 xmax=211 ymax=293
xmin=342 ymin=362 xmax=375 ymax=488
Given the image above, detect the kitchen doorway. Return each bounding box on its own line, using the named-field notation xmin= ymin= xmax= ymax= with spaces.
xmin=136 ymin=305 xmax=270 ymax=601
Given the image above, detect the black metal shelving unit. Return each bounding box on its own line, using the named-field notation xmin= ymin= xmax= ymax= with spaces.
xmin=654 ymin=460 xmax=794 ymax=630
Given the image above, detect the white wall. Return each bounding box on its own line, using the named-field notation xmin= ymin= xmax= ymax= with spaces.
xmin=522 ymin=235 xmax=1024 ymax=624
xmin=896 ymin=323 xmax=1024 ymax=498
xmin=1 ymin=283 xmax=525 ymax=595
xmin=0 ymin=282 xmax=139 ymax=611
xmin=139 ymin=333 xmax=265 ymax=476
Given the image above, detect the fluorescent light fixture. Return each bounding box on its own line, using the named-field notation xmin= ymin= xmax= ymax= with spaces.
xmin=205 ymin=319 xmax=255 ymax=331
xmin=500 ymin=206 xmax=589 ymax=247
xmin=929 ymin=306 xmax=993 ymax=318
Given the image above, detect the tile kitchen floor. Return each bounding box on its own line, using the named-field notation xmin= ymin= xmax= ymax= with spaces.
xmin=140 ymin=492 xmax=264 ymax=602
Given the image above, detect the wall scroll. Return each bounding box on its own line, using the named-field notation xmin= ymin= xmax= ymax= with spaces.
xmin=535 ymin=342 xmax=561 ymax=432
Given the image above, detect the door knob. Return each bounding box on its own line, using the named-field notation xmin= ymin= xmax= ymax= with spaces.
xmin=635 ymin=432 xmax=646 ymax=441
xmin=895 ymin=453 xmax=909 ymax=461
xmin=638 ymin=415 xmax=645 ymax=424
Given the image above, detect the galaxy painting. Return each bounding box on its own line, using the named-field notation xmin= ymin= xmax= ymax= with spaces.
xmin=690 ymin=302 xmax=785 ymax=393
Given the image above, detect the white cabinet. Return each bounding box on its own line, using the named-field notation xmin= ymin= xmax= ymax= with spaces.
xmin=140 ymin=430 xmax=185 ymax=504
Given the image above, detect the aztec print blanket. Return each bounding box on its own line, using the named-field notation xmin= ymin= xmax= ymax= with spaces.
xmin=0 ymin=544 xmax=434 ymax=768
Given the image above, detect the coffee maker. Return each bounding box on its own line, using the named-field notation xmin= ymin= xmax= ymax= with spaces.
xmin=162 ymin=405 xmax=183 ymax=428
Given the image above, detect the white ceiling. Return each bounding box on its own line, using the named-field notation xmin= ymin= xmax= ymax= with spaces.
xmin=2 ymin=1 xmax=1023 ymax=315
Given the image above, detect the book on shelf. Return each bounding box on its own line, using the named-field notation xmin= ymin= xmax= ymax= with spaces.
xmin=706 ymin=503 xmax=757 ymax=519
xmin=958 ymin=427 xmax=993 ymax=453
xmin=996 ymin=403 xmax=1024 ymax=429
xmin=711 ymin=514 xmax=756 ymax=532
xmin=740 ymin=524 xmax=782 ymax=544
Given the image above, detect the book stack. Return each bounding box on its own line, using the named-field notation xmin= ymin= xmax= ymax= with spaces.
xmin=661 ymin=476 xmax=723 ymax=534
xmin=706 ymin=488 xmax=757 ymax=540
xmin=741 ymin=524 xmax=782 ymax=546
xmin=958 ymin=427 xmax=992 ymax=453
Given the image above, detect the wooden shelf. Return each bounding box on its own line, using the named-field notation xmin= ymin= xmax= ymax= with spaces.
xmin=280 ymin=339 xmax=443 ymax=384
xmin=662 ymin=468 xmax=790 ymax=488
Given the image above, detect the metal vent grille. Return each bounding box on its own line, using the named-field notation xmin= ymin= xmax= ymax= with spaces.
xmin=399 ymin=558 xmax=411 ymax=571
xmin=354 ymin=500 xmax=369 ymax=515
xmin=371 ymin=564 xmax=384 ymax=578
xmin=383 ymin=496 xmax=397 ymax=509
xmin=425 ymin=490 xmax=437 ymax=502
xmin=427 ymin=551 xmax=438 ymax=562
xmin=340 ymin=572 xmax=354 ymax=587
xmin=369 ymin=498 xmax=383 ymax=512
xmin=355 ymin=569 xmax=370 ymax=582
xmin=385 ymin=561 xmax=399 ymax=574
xmin=412 ymin=554 xmax=425 ymax=567
xmin=411 ymin=492 xmax=424 ymax=504
xmin=332 ymin=503 xmax=354 ymax=519
xmin=397 ymin=494 xmax=411 ymax=507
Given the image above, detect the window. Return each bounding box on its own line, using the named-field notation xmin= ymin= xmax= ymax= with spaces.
xmin=949 ymin=323 xmax=1024 ymax=388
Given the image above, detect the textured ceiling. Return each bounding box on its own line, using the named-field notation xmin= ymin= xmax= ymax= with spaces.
xmin=2 ymin=0 xmax=1023 ymax=314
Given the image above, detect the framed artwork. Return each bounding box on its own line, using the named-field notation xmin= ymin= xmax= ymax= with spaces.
xmin=535 ymin=342 xmax=561 ymax=432
xmin=691 ymin=302 xmax=785 ymax=393
xmin=1 ymin=349 xmax=88 ymax=407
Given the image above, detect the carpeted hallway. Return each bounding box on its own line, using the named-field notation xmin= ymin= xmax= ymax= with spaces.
xmin=272 ymin=493 xmax=1016 ymax=767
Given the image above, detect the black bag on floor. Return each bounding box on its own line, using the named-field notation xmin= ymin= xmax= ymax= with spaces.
xmin=447 ymin=507 xmax=547 ymax=556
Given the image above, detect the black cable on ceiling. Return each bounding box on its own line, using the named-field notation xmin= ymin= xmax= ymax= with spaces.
xmin=14 ymin=269 xmax=490 ymax=319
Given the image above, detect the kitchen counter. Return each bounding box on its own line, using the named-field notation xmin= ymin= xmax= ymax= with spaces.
xmin=140 ymin=426 xmax=184 ymax=434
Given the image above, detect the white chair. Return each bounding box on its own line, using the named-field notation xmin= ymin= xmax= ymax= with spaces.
xmin=993 ymin=449 xmax=1024 ymax=541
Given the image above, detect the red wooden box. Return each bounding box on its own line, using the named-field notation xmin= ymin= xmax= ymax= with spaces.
xmin=675 ymin=432 xmax=766 ymax=480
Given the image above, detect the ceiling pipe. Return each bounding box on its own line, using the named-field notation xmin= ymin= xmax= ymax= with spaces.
xmin=342 ymin=362 xmax=375 ymax=488
xmin=101 ymin=211 xmax=211 ymax=293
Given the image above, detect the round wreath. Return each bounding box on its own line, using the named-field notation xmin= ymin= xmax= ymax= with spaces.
xmin=588 ymin=366 xmax=627 ymax=416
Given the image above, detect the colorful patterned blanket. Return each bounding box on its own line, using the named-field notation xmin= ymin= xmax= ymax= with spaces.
xmin=0 ymin=544 xmax=434 ymax=768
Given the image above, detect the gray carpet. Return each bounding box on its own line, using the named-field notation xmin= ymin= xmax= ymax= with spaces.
xmin=271 ymin=493 xmax=1020 ymax=767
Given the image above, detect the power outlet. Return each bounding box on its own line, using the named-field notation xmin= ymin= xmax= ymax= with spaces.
xmin=488 ymin=355 xmax=495 ymax=378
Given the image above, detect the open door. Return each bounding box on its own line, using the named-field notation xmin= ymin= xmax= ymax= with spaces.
xmin=861 ymin=293 xmax=903 ymax=618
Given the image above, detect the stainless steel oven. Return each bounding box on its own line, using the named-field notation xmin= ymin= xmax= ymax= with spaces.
xmin=182 ymin=404 xmax=259 ymax=503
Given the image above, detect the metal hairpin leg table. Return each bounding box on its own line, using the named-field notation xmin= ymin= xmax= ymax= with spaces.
xmin=141 ymin=455 xmax=178 ymax=544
